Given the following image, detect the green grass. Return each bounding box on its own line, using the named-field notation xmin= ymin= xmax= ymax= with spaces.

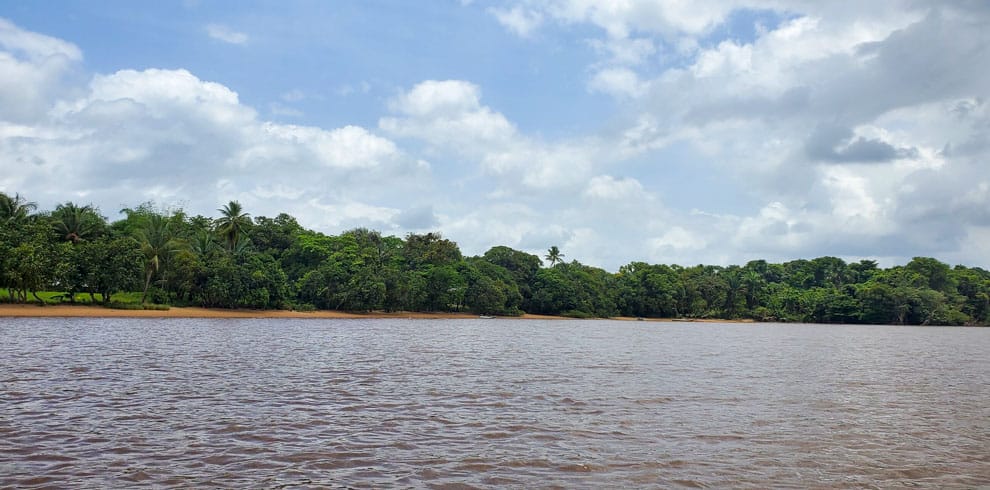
xmin=1 ymin=290 xmax=152 ymax=307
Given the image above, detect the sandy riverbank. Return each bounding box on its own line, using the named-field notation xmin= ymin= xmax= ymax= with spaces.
xmin=0 ymin=304 xmax=571 ymax=320
xmin=0 ymin=304 xmax=754 ymax=322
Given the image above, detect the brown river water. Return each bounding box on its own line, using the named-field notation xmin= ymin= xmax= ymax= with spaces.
xmin=1 ymin=318 xmax=987 ymax=489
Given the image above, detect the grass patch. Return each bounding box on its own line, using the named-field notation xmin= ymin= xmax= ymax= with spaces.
xmin=111 ymin=292 xmax=144 ymax=304
xmin=1 ymin=290 xmax=152 ymax=306
xmin=561 ymin=309 xmax=596 ymax=319
xmin=106 ymin=301 xmax=169 ymax=311
xmin=1 ymin=290 xmax=70 ymax=304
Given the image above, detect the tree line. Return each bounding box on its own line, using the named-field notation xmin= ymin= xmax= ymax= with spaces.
xmin=1 ymin=192 xmax=988 ymax=325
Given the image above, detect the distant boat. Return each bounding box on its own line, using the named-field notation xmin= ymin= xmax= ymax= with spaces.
xmin=479 ymin=315 xmax=496 ymax=319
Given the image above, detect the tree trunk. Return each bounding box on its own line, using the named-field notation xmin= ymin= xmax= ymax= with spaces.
xmin=32 ymin=291 xmax=43 ymax=303
xmin=141 ymin=268 xmax=153 ymax=304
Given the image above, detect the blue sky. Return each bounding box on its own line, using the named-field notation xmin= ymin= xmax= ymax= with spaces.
xmin=1 ymin=1 xmax=989 ymax=270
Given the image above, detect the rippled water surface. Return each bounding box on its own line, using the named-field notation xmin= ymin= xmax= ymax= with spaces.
xmin=1 ymin=318 xmax=988 ymax=488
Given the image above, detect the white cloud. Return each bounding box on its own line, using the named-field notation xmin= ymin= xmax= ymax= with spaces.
xmin=488 ymin=6 xmax=543 ymax=37
xmin=205 ymin=23 xmax=248 ymax=45
xmin=381 ymin=79 xmax=606 ymax=191
xmin=0 ymin=54 xmax=421 ymax=237
xmin=242 ymin=123 xmax=398 ymax=170
xmin=5 ymin=5 xmax=990 ymax=271
xmin=588 ymin=36 xmax=656 ymax=66
xmin=650 ymin=226 xmax=707 ymax=253
xmin=387 ymin=80 xmax=485 ymax=117
xmin=584 ymin=175 xmax=645 ymax=200
xmin=588 ymin=67 xmax=647 ymax=98
xmin=0 ymin=18 xmax=82 ymax=122
xmin=380 ymin=80 xmax=515 ymax=150
xmin=541 ymin=0 xmax=737 ymax=38
xmin=0 ymin=17 xmax=82 ymax=61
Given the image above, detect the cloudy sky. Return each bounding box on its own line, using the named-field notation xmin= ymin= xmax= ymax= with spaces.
xmin=1 ymin=1 xmax=988 ymax=270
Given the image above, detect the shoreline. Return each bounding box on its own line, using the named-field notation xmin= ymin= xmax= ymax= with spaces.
xmin=0 ymin=304 xmax=752 ymax=322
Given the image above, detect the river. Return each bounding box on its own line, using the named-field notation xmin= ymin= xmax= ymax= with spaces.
xmin=1 ymin=318 xmax=987 ymax=488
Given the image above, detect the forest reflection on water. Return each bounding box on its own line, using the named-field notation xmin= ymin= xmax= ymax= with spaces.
xmin=1 ymin=318 xmax=987 ymax=488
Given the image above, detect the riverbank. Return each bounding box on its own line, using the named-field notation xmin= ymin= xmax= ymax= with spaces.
xmin=0 ymin=304 xmax=572 ymax=320
xmin=0 ymin=304 xmax=754 ymax=322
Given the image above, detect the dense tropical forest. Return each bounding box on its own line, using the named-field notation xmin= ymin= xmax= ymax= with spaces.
xmin=1 ymin=192 xmax=988 ymax=325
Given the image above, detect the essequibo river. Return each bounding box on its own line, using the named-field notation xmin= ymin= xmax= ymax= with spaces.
xmin=1 ymin=318 xmax=987 ymax=488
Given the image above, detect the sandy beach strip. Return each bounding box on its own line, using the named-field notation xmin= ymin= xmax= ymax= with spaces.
xmin=0 ymin=304 xmax=573 ymax=320
xmin=0 ymin=304 xmax=752 ymax=322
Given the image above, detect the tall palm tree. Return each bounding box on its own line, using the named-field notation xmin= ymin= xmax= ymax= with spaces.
xmin=545 ymin=246 xmax=565 ymax=267
xmin=215 ymin=200 xmax=251 ymax=251
xmin=136 ymin=214 xmax=182 ymax=304
xmin=0 ymin=192 xmax=37 ymax=225
xmin=52 ymin=202 xmax=103 ymax=243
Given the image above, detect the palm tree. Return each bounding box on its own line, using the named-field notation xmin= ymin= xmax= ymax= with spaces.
xmin=52 ymin=202 xmax=103 ymax=243
xmin=136 ymin=214 xmax=182 ymax=304
xmin=545 ymin=246 xmax=565 ymax=267
xmin=190 ymin=229 xmax=217 ymax=256
xmin=0 ymin=192 xmax=37 ymax=225
xmin=215 ymin=200 xmax=251 ymax=251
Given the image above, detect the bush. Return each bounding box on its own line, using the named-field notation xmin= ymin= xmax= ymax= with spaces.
xmin=561 ymin=309 xmax=595 ymax=319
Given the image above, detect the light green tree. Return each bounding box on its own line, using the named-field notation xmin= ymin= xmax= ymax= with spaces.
xmin=136 ymin=214 xmax=183 ymax=304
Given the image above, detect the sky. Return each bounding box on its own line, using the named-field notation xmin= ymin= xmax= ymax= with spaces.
xmin=1 ymin=1 xmax=988 ymax=271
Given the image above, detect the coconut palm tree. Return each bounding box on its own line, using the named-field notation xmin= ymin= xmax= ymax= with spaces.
xmin=545 ymin=246 xmax=565 ymax=267
xmin=0 ymin=192 xmax=37 ymax=225
xmin=215 ymin=200 xmax=251 ymax=251
xmin=52 ymin=202 xmax=103 ymax=243
xmin=190 ymin=229 xmax=217 ymax=256
xmin=136 ymin=214 xmax=182 ymax=304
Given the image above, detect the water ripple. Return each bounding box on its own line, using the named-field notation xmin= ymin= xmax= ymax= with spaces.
xmin=1 ymin=318 xmax=987 ymax=488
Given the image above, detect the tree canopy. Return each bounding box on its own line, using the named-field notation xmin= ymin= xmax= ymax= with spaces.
xmin=1 ymin=191 xmax=988 ymax=325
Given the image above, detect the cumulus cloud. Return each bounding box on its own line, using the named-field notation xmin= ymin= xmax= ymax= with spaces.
xmin=0 ymin=18 xmax=82 ymax=122
xmin=0 ymin=24 xmax=427 ymax=237
xmin=4 ymin=3 xmax=990 ymax=271
xmin=381 ymin=80 xmax=515 ymax=147
xmin=380 ymin=79 xmax=601 ymax=190
xmin=481 ymin=1 xmax=990 ymax=268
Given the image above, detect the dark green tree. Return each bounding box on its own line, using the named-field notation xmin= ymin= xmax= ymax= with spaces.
xmin=216 ymin=201 xmax=252 ymax=251
xmin=545 ymin=246 xmax=565 ymax=267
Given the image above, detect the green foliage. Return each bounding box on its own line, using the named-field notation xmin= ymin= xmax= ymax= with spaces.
xmin=52 ymin=202 xmax=106 ymax=243
xmin=215 ymin=201 xmax=252 ymax=251
xmin=545 ymin=245 xmax=565 ymax=267
xmin=1 ymin=190 xmax=987 ymax=325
